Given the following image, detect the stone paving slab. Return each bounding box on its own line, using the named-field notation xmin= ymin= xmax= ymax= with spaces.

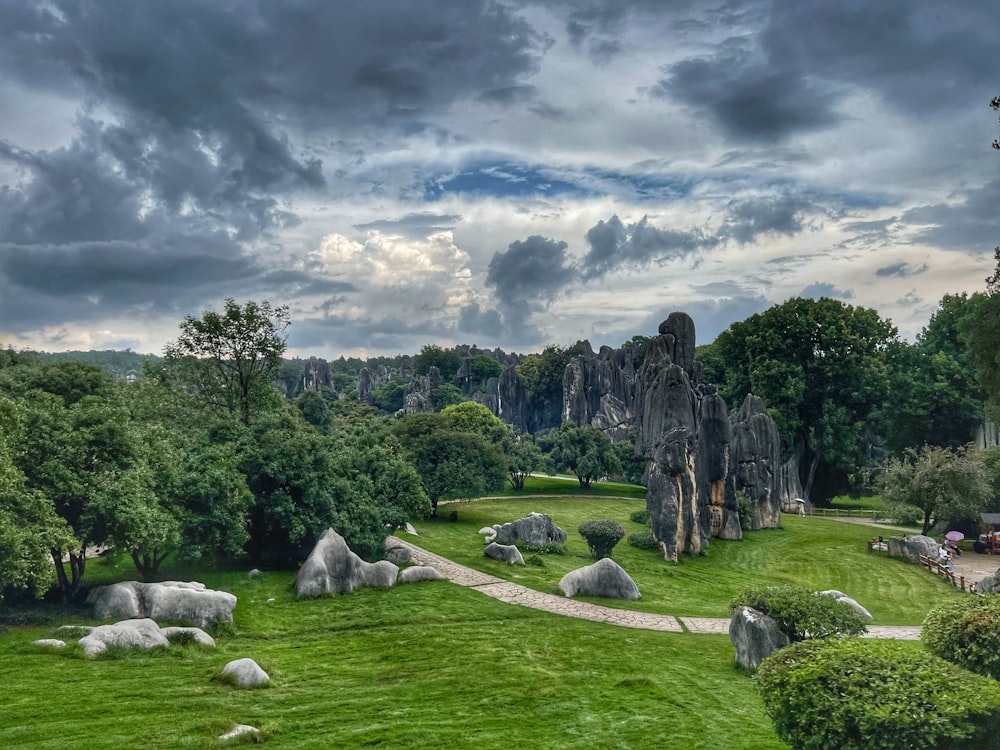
xmin=393 ymin=538 xmax=920 ymax=639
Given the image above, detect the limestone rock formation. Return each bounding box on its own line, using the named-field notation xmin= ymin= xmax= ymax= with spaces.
xmin=398 ymin=566 xmax=446 ymax=583
xmin=973 ymin=568 xmax=1000 ymax=594
xmin=221 ymin=658 xmax=269 ymax=689
xmin=635 ymin=312 xmax=784 ymax=561
xmin=818 ymin=590 xmax=873 ymax=620
xmin=558 ymin=558 xmax=640 ymax=600
xmin=887 ymin=535 xmax=939 ymax=564
xmin=295 ymin=528 xmax=399 ymax=597
xmin=493 ymin=513 xmax=567 ymax=548
xmin=484 ymin=542 xmax=525 ymax=565
xmin=778 ymin=458 xmax=806 ymax=513
xmin=731 ymin=394 xmax=782 ymax=530
xmin=562 ymin=343 xmax=639 ymax=442
xmin=403 ymin=366 xmax=440 ymax=414
xmin=88 ymin=580 xmax=237 ymax=628
xmin=729 ymin=606 xmax=790 ymax=669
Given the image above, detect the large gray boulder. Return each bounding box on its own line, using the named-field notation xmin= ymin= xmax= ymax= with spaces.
xmin=558 ymin=558 xmax=640 ymax=600
xmin=887 ymin=535 xmax=939 ymax=565
xmin=484 ymin=542 xmax=525 ymax=565
xmin=88 ymin=581 xmax=236 ymax=629
xmin=296 ymin=528 xmax=400 ymax=597
xmin=493 ymin=513 xmax=567 ymax=547
xmin=729 ymin=606 xmax=790 ymax=669
xmin=79 ymin=618 xmax=169 ymax=658
xmin=221 ymin=658 xmax=269 ymax=689
xmin=160 ymin=626 xmax=217 ymax=647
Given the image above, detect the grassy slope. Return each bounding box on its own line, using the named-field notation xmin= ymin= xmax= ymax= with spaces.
xmin=415 ymin=497 xmax=962 ymax=624
xmin=1 ymin=570 xmax=785 ymax=749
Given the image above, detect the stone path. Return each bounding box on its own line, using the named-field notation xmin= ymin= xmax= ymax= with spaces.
xmin=394 ymin=538 xmax=921 ymax=640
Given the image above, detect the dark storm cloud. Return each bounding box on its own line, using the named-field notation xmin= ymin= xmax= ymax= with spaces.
xmin=486 ymin=235 xmax=577 ymax=306
xmin=581 ymin=214 xmax=713 ymax=279
xmin=901 ymin=177 xmax=1000 ymax=255
xmin=875 ymin=262 xmax=928 ymax=279
xmin=353 ymin=213 xmax=462 ymax=238
xmin=800 ymin=282 xmax=854 ymax=301
xmin=655 ymin=42 xmax=839 ymax=142
xmin=717 ymin=193 xmax=811 ymax=244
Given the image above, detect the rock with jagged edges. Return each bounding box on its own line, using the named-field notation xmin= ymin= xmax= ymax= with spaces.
xmin=295 ymin=528 xmax=399 ymax=597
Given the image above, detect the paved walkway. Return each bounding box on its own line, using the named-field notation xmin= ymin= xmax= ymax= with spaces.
xmin=393 ymin=538 xmax=922 ymax=640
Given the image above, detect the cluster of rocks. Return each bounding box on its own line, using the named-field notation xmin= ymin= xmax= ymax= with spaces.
xmin=87 ymin=580 xmax=237 ymax=628
xmin=36 ymin=617 xmax=215 ymax=657
xmin=493 ymin=512 xmax=566 ymax=547
xmin=294 ymin=529 xmax=444 ymax=597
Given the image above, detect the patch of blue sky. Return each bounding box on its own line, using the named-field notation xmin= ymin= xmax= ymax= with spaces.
xmin=424 ymin=161 xmax=595 ymax=200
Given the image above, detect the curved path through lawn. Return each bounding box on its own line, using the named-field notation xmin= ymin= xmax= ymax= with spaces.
xmin=393 ymin=537 xmax=922 ymax=640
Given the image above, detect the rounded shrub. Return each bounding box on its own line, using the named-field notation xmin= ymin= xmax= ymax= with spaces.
xmin=756 ymin=638 xmax=1000 ymax=750
xmin=923 ymin=596 xmax=1000 ymax=680
xmin=578 ymin=519 xmax=625 ymax=559
xmin=730 ymin=585 xmax=867 ymax=642
xmin=629 ymin=509 xmax=651 ymax=526
xmin=627 ymin=529 xmax=659 ymax=551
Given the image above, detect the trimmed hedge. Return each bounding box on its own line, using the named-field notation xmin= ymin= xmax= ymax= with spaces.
xmin=923 ymin=595 xmax=1000 ymax=680
xmin=629 ymin=509 xmax=651 ymax=526
xmin=756 ymin=639 xmax=1000 ymax=750
xmin=730 ymin=585 xmax=867 ymax=642
xmin=627 ymin=529 xmax=659 ymax=550
xmin=577 ymin=519 xmax=625 ymax=559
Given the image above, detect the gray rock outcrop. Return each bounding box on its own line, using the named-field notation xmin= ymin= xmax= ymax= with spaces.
xmin=484 ymin=542 xmax=525 ymax=565
xmin=731 ymin=394 xmax=782 ymax=530
xmin=79 ymin=617 xmax=170 ymax=657
xmin=384 ymin=537 xmax=412 ymax=566
xmin=398 ymin=566 xmax=446 ymax=583
xmin=221 ymin=658 xmax=269 ymax=689
xmin=558 ymin=558 xmax=640 ymax=600
xmin=493 ymin=513 xmax=567 ymax=547
xmin=973 ymin=568 xmax=1000 ymax=594
xmin=160 ymin=626 xmax=217 ymax=647
xmin=562 ymin=343 xmax=639 ymax=442
xmin=295 ymin=528 xmax=400 ymax=597
xmin=818 ymin=590 xmax=873 ymax=620
xmin=887 ymin=535 xmax=939 ymax=565
xmin=88 ymin=581 xmax=236 ymax=628
xmin=729 ymin=606 xmax=790 ymax=669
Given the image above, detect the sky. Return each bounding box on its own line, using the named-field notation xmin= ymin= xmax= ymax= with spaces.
xmin=1 ymin=0 xmax=998 ymax=359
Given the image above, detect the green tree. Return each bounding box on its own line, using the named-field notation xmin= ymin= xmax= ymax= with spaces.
xmin=441 ymin=401 xmax=509 ymax=444
xmin=541 ymin=422 xmax=621 ymax=488
xmin=516 ymin=342 xmax=589 ymax=431
xmin=713 ymin=297 xmax=897 ymax=501
xmin=390 ymin=413 xmax=507 ymax=515
xmin=470 ymin=354 xmax=504 ymax=385
xmin=162 ymin=298 xmax=290 ymax=426
xmin=880 ymin=444 xmax=992 ymax=535
xmin=296 ymin=390 xmax=332 ymax=429
xmin=503 ymin=429 xmax=545 ymax=490
xmin=372 ymin=377 xmax=406 ymax=413
xmin=413 ymin=344 xmax=462 ymax=380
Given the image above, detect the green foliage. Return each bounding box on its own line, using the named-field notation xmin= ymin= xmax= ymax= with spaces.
xmin=515 ymin=342 xmax=589 ymax=431
xmin=712 ymin=297 xmax=898 ymax=500
xmin=503 ymin=430 xmax=545 ymax=490
xmin=612 ymin=439 xmax=647 ymax=485
xmin=879 ymin=444 xmax=991 ymax=534
xmin=730 ymin=585 xmax=868 ymax=642
xmin=755 ymin=638 xmax=1000 ymax=750
xmin=295 ymin=390 xmax=331 ymax=429
xmin=413 ymin=344 xmax=462 ymax=379
xmin=961 ymin=291 xmax=1000 ymax=425
xmin=627 ymin=529 xmax=658 ymax=551
xmin=629 ymin=509 xmax=651 ymax=525
xmin=371 ymin=377 xmax=406 ymax=413
xmin=541 ymin=422 xmax=621 ymax=488
xmin=923 ymin=596 xmax=1000 ymax=680
xmin=736 ymin=490 xmax=755 ymax=532
xmin=514 ymin=540 xmax=565 ymax=555
xmin=470 ymin=354 xmax=504 ymax=385
xmin=578 ymin=519 xmax=625 ymax=559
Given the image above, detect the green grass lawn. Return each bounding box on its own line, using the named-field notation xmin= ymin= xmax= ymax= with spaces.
xmin=0 ymin=490 xmax=961 ymax=748
xmin=414 ymin=497 xmax=963 ymax=624
xmin=1 ymin=568 xmax=787 ymax=749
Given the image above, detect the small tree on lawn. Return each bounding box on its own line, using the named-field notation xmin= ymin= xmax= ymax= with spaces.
xmin=578 ymin=519 xmax=625 ymax=559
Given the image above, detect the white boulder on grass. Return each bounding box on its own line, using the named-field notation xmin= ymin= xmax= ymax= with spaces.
xmin=160 ymin=626 xmax=217 ymax=647
xmin=221 ymin=658 xmax=270 ymax=688
xmin=88 ymin=580 xmax=236 ymax=628
xmin=79 ymin=618 xmax=169 ymax=658
xmin=33 ymin=639 xmax=66 ymax=649
xmin=484 ymin=542 xmax=524 ymax=565
xmin=558 ymin=558 xmax=640 ymax=600
xmin=398 ymin=566 xmax=446 ymax=583
xmin=295 ymin=528 xmax=399 ymax=597
xmin=219 ymin=724 xmax=259 ymax=742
